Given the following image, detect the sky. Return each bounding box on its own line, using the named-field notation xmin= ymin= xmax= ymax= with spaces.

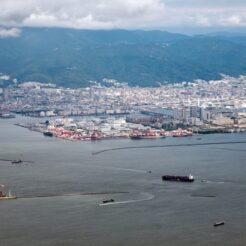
xmin=0 ymin=0 xmax=246 ymax=37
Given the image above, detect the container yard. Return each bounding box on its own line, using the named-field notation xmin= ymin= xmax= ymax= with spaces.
xmin=16 ymin=117 xmax=193 ymax=141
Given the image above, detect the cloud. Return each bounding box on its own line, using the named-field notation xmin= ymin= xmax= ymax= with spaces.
xmin=0 ymin=27 xmax=21 ymax=38
xmin=164 ymin=7 xmax=246 ymax=27
xmin=165 ymin=0 xmax=246 ymax=8
xmin=0 ymin=0 xmax=166 ymax=29
xmin=0 ymin=0 xmax=245 ymax=30
xmin=163 ymin=0 xmax=246 ymax=27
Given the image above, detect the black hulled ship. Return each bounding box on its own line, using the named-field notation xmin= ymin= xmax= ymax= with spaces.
xmin=162 ymin=174 xmax=194 ymax=182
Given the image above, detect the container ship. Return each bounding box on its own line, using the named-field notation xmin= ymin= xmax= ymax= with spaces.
xmin=162 ymin=174 xmax=194 ymax=182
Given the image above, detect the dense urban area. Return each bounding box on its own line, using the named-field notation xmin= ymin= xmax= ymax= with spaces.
xmin=1 ymin=74 xmax=246 ymax=141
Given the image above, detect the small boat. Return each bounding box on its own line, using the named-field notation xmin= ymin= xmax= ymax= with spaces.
xmin=130 ymin=135 xmax=142 ymax=140
xmin=130 ymin=129 xmax=164 ymax=140
xmin=91 ymin=130 xmax=103 ymax=140
xmin=0 ymin=190 xmax=17 ymax=200
xmin=172 ymin=129 xmax=193 ymax=137
xmin=11 ymin=159 xmax=34 ymax=165
xmin=43 ymin=132 xmax=53 ymax=137
xmin=102 ymin=199 xmax=115 ymax=204
xmin=11 ymin=159 xmax=22 ymax=164
xmin=214 ymin=221 xmax=225 ymax=227
xmin=140 ymin=129 xmax=163 ymax=139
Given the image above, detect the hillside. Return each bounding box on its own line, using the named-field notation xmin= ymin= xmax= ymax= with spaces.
xmin=0 ymin=28 xmax=246 ymax=87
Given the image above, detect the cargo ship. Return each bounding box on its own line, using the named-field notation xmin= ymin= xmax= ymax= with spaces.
xmin=162 ymin=174 xmax=194 ymax=182
xmin=0 ymin=190 xmax=17 ymax=200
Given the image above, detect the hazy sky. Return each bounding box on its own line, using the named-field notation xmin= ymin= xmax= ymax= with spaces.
xmin=0 ymin=0 xmax=246 ymax=36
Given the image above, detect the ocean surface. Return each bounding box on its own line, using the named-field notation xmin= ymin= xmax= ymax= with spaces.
xmin=0 ymin=116 xmax=246 ymax=246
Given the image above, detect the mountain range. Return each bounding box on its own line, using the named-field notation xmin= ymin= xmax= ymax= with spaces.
xmin=0 ymin=28 xmax=246 ymax=87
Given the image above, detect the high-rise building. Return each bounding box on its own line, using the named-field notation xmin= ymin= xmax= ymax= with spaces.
xmin=3 ymin=88 xmax=9 ymax=102
xmin=190 ymin=106 xmax=200 ymax=118
xmin=200 ymin=108 xmax=211 ymax=122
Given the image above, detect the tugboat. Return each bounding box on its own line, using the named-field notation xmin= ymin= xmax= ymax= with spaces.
xmin=162 ymin=174 xmax=194 ymax=182
xmin=0 ymin=190 xmax=17 ymax=200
